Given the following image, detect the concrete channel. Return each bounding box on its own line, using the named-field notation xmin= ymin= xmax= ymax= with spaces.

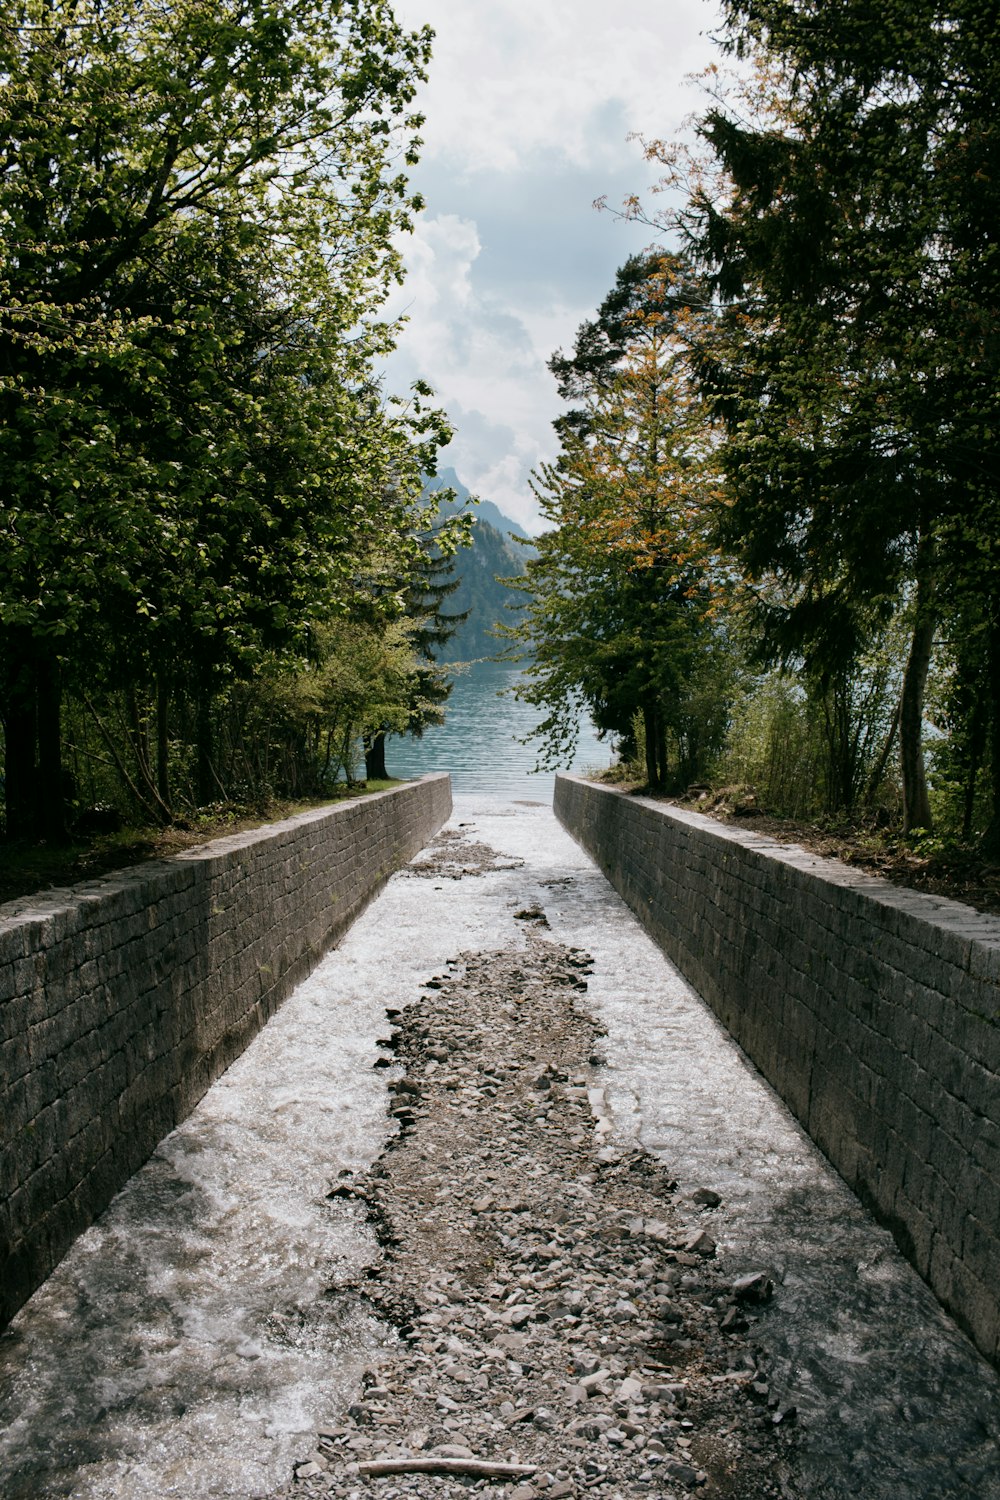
xmin=1 ymin=794 xmax=998 ymax=1499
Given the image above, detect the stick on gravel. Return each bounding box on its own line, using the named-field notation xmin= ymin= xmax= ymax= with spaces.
xmin=356 ymin=1459 xmax=538 ymax=1478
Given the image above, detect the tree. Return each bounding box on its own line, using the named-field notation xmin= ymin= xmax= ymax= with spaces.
xmin=639 ymin=0 xmax=1000 ymax=837
xmin=510 ymin=255 xmax=733 ymax=789
xmin=362 ymin=502 xmax=471 ymax=781
xmin=0 ymin=0 xmax=437 ymax=838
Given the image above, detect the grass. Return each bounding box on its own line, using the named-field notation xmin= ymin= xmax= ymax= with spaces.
xmin=0 ymin=780 xmax=405 ymax=908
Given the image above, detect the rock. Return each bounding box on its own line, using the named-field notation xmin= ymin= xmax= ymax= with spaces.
xmin=272 ymin=928 xmax=798 ymax=1500
xmin=642 ymin=1381 xmax=686 ymax=1408
xmin=493 ymin=1332 xmax=528 ymax=1353
xmin=691 ymin=1187 xmax=721 ymax=1208
xmin=683 ymin=1229 xmax=717 ymax=1258
xmin=567 ymin=1413 xmax=615 ymax=1440
xmin=662 ymin=1457 xmax=700 ymax=1486
xmin=732 ymin=1271 xmax=775 ymax=1304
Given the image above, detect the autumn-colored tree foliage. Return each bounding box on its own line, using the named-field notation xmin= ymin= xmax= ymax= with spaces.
xmin=511 ymin=255 xmax=735 ymax=789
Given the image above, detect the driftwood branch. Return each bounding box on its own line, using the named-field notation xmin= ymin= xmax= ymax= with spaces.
xmin=356 ymin=1458 xmax=537 ymax=1480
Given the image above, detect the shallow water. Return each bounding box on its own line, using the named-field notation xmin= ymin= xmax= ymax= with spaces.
xmin=2 ymin=794 xmax=998 ymax=1499
xmin=0 ymin=945 xmax=396 ymax=1499
xmin=384 ymin=664 xmax=612 ymax=798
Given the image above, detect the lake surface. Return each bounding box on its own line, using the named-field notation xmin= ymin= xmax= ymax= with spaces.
xmin=384 ymin=664 xmax=613 ymax=800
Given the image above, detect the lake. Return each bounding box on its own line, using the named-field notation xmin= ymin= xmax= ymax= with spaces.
xmin=384 ymin=664 xmax=614 ymax=801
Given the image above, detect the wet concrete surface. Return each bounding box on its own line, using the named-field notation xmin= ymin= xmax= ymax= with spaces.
xmin=2 ymin=794 xmax=999 ymax=1498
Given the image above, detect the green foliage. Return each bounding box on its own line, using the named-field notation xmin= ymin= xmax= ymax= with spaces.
xmin=0 ymin=0 xmax=453 ymax=839
xmin=626 ymin=0 xmax=1000 ymax=844
xmin=722 ymin=675 xmax=824 ymax=819
xmin=508 ymin=254 xmax=736 ymax=789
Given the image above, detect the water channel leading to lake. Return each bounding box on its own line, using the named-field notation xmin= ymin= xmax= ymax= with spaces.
xmin=2 ymin=795 xmax=998 ymax=1498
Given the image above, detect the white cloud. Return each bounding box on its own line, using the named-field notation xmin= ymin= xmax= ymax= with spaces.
xmin=395 ymin=0 xmax=718 ymax=174
xmin=380 ymin=0 xmax=725 ymax=529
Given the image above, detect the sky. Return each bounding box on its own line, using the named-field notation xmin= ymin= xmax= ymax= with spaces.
xmin=381 ymin=0 xmax=727 ymax=533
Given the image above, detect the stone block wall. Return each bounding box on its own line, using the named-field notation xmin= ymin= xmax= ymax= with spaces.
xmin=1 ymin=774 xmax=451 ymax=1327
xmin=555 ymin=773 xmax=1000 ymax=1366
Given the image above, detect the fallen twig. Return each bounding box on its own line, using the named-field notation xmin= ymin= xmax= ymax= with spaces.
xmin=355 ymin=1458 xmax=537 ymax=1480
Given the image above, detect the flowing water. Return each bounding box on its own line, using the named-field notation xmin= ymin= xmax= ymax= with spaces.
xmin=384 ymin=664 xmax=613 ymax=798
xmin=2 ymin=794 xmax=998 ymax=1499
xmin=0 ymin=953 xmax=398 ymax=1499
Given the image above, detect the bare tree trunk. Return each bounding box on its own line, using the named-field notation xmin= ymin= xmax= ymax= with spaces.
xmin=1 ymin=628 xmax=38 ymax=839
xmin=900 ymin=584 xmax=936 ymax=835
xmin=364 ymin=730 xmax=388 ymax=781
xmin=156 ymin=674 xmax=171 ymax=810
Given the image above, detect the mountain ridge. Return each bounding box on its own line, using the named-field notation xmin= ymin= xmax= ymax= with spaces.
xmin=420 ymin=468 xmax=532 ymax=664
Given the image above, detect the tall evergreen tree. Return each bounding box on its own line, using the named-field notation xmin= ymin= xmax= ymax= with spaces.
xmin=511 ymin=255 xmax=733 ymax=787
xmin=657 ymin=0 xmax=1000 ymax=836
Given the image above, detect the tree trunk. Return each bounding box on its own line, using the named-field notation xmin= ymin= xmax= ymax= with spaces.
xmin=655 ymin=712 xmax=668 ymax=792
xmin=35 ymin=649 xmax=66 ymax=842
xmin=642 ymin=701 xmax=658 ymax=788
xmin=980 ymin=610 xmax=1000 ymax=855
xmin=156 ymin=674 xmax=171 ymax=811
xmin=1 ymin=629 xmax=38 ymax=839
xmin=0 ymin=630 xmax=66 ymax=840
xmin=864 ymin=707 xmax=899 ymax=811
xmin=195 ymin=684 xmax=215 ymax=806
xmin=364 ymin=730 xmax=388 ymax=782
xmin=960 ymin=695 xmax=985 ymax=841
xmin=899 ymin=593 xmax=936 ymax=835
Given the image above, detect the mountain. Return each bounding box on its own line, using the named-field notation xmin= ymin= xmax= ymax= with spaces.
xmin=423 ymin=467 xmax=534 ymax=543
xmin=420 ymin=468 xmax=535 ymax=664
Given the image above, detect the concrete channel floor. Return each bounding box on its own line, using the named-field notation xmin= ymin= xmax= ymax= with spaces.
xmin=1 ymin=793 xmax=999 ymax=1500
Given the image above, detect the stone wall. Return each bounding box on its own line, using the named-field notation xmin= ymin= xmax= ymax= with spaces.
xmin=555 ymin=773 xmax=1000 ymax=1367
xmin=1 ymin=774 xmax=451 ymax=1327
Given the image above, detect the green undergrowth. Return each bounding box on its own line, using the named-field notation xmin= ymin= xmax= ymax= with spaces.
xmin=0 ymin=781 xmax=405 ymax=908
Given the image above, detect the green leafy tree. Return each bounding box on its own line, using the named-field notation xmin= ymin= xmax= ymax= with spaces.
xmin=0 ymin=0 xmax=436 ymax=838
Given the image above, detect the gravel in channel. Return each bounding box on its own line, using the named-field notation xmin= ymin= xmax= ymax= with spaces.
xmin=272 ymin=924 xmax=796 ymax=1500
